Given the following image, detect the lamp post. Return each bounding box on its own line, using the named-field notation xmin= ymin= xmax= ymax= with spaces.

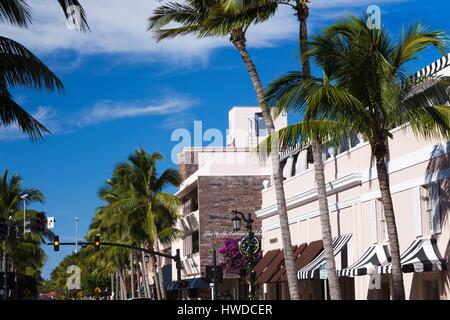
xmin=20 ymin=194 xmax=28 ymax=235
xmin=230 ymin=210 xmax=260 ymax=300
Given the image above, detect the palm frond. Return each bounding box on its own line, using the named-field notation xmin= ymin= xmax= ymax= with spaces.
xmin=391 ymin=24 xmax=447 ymax=74
xmin=257 ymin=120 xmax=349 ymax=160
xmin=0 ymin=0 xmax=31 ymax=27
xmin=0 ymin=86 xmax=50 ymax=140
xmin=56 ymin=0 xmax=90 ymax=32
xmin=0 ymin=36 xmax=64 ymax=92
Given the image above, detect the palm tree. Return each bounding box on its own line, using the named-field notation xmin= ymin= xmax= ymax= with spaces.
xmin=0 ymin=169 xmax=52 ymax=298
xmin=224 ymin=0 xmax=344 ymax=300
xmin=149 ymin=0 xmax=301 ymax=300
xmin=264 ymin=16 xmax=450 ymax=300
xmin=262 ymin=70 xmax=364 ymax=300
xmin=0 ymin=0 xmax=89 ymax=140
xmin=291 ymin=0 xmax=343 ymax=300
xmin=94 ymin=149 xmax=180 ymax=300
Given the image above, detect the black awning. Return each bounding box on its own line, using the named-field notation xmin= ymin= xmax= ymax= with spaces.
xmin=166 ymin=278 xmax=210 ymax=291
xmin=189 ymin=278 xmax=210 ymax=289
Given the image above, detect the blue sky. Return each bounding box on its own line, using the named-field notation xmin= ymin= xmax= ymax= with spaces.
xmin=0 ymin=0 xmax=448 ymax=279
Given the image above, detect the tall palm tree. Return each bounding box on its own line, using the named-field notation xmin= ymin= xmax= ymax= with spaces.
xmin=224 ymin=0 xmax=343 ymax=300
xmin=291 ymin=0 xmax=343 ymax=300
xmin=95 ymin=149 xmax=180 ymax=300
xmin=0 ymin=169 xmax=52 ymax=297
xmin=0 ymin=0 xmax=89 ymax=140
xmin=262 ymin=70 xmax=363 ymax=300
xmin=264 ymin=16 xmax=450 ymax=300
xmin=149 ymin=0 xmax=301 ymax=300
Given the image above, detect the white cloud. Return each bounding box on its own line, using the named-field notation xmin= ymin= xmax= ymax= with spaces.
xmin=0 ymin=0 xmax=407 ymax=63
xmin=73 ymin=96 xmax=197 ymax=127
xmin=0 ymin=95 xmax=197 ymax=141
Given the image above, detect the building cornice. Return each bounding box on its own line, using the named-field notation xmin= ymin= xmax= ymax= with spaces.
xmin=256 ymin=173 xmax=363 ymax=219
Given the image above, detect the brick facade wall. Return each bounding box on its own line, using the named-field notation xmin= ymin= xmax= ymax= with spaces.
xmin=178 ymin=151 xmax=199 ymax=182
xmin=197 ymin=175 xmax=269 ymax=278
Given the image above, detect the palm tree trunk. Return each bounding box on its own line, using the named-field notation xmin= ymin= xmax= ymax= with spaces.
xmin=130 ymin=252 xmax=135 ymax=299
xmin=372 ymin=143 xmax=405 ymax=300
xmin=296 ymin=0 xmax=341 ymax=300
xmin=115 ymin=259 xmax=127 ymax=300
xmin=231 ymin=30 xmax=300 ymax=300
xmin=135 ymin=253 xmax=142 ymax=298
xmin=13 ymin=264 xmax=18 ymax=300
xmin=115 ymin=271 xmax=120 ymax=300
xmin=312 ymin=143 xmax=341 ymax=300
xmin=110 ymin=273 xmax=114 ymax=300
xmin=152 ymin=255 xmax=163 ymax=300
xmin=124 ymin=269 xmax=129 ymax=299
xmin=146 ymin=202 xmax=165 ymax=300
xmin=296 ymin=1 xmax=311 ymax=75
xmin=153 ymin=229 xmax=167 ymax=300
xmin=120 ymin=269 xmax=128 ymax=300
xmin=138 ymin=261 xmax=146 ymax=298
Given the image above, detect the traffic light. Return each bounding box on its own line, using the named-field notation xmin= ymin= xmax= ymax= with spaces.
xmin=205 ymin=265 xmax=223 ymax=283
xmin=53 ymin=235 xmax=60 ymax=252
xmin=94 ymin=235 xmax=100 ymax=251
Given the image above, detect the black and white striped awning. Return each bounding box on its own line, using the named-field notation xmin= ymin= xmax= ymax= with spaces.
xmin=379 ymin=239 xmax=447 ymax=274
xmin=338 ymin=245 xmax=391 ymax=277
xmin=297 ymin=234 xmax=352 ymax=280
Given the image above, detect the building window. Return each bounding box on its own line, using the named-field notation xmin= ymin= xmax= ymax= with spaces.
xmin=192 ymin=231 xmax=199 ymax=254
xmin=183 ymin=234 xmax=193 ymax=256
xmin=420 ymin=185 xmax=434 ymax=236
xmin=183 ymin=230 xmax=199 ymax=257
xmin=255 ymin=113 xmax=266 ymax=137
xmin=377 ymin=199 xmax=388 ymax=242
xmin=182 ymin=190 xmax=198 ymax=216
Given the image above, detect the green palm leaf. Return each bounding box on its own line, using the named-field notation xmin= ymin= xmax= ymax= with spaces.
xmin=0 ymin=0 xmax=31 ymax=27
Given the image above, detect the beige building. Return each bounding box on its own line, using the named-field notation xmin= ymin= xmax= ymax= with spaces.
xmin=255 ymin=54 xmax=450 ymax=300
xmin=169 ymin=107 xmax=287 ymax=299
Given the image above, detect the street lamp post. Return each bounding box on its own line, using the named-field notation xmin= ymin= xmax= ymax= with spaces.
xmin=21 ymin=194 xmax=28 ymax=235
xmin=230 ymin=210 xmax=260 ymax=300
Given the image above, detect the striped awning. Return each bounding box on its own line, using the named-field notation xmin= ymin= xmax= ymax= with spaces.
xmin=379 ymin=239 xmax=447 ymax=274
xmin=338 ymin=245 xmax=391 ymax=277
xmin=297 ymin=234 xmax=352 ymax=280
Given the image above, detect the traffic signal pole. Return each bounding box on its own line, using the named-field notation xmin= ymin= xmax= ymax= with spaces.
xmin=175 ymin=248 xmax=182 ymax=301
